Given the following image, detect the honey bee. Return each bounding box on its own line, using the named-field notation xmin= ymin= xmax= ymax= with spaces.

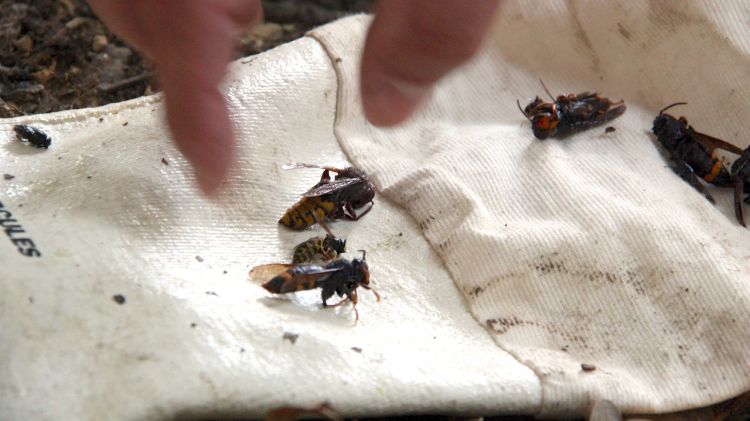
xmin=292 ymin=234 xmax=347 ymax=264
xmin=249 ymin=251 xmax=379 ymax=321
xmin=279 ymin=163 xmax=374 ymax=230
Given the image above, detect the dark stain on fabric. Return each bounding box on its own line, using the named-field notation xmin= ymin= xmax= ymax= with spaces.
xmin=617 ymin=22 xmax=631 ymax=40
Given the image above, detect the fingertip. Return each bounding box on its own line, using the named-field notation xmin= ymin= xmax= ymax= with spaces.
xmin=180 ymin=127 xmax=234 ymax=197
xmin=190 ymin=133 xmax=233 ymax=196
xmin=361 ymin=73 xmax=430 ymax=126
xmin=163 ymin=86 xmax=235 ymax=196
xmin=196 ymin=166 xmax=226 ymax=196
xmin=360 ymin=0 xmax=500 ymax=126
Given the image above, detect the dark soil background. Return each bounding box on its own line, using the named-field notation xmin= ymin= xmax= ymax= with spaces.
xmin=1 ymin=1 xmax=749 ymax=420
xmin=0 ymin=0 xmax=372 ymax=118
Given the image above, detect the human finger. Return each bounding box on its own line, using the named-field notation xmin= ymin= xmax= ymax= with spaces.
xmin=361 ymin=0 xmax=500 ymax=126
xmin=88 ymin=0 xmax=263 ymax=194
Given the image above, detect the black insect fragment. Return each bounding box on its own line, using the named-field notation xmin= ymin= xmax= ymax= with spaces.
xmin=581 ymin=363 xmax=596 ymax=372
xmin=13 ymin=125 xmax=51 ymax=148
xmin=282 ymin=332 xmax=299 ymax=344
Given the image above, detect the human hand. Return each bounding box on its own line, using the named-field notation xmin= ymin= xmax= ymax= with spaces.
xmin=87 ymin=0 xmax=263 ymax=194
xmin=361 ymin=0 xmax=500 ymax=126
xmin=88 ymin=0 xmax=499 ymax=194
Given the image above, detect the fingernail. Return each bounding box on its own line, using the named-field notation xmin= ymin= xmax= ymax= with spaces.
xmin=193 ymin=153 xmax=229 ymax=197
xmin=362 ymin=75 xmax=429 ymax=126
xmin=197 ymin=170 xmax=221 ymax=196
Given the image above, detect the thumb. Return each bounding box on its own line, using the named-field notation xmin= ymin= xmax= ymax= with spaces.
xmin=360 ymin=0 xmax=500 ymax=126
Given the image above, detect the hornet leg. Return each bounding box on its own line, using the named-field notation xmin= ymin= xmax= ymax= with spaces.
xmin=327 ymin=297 xmax=351 ymax=307
xmin=735 ymin=178 xmax=746 ymax=227
xmin=360 ymin=284 xmax=381 ymax=302
xmin=348 ymin=290 xmax=360 ymax=322
xmin=672 ymin=160 xmax=715 ymax=204
xmin=313 ymin=212 xmax=333 ymax=236
xmin=343 ymin=201 xmax=374 ymax=221
xmin=320 ymin=285 xmax=336 ymax=307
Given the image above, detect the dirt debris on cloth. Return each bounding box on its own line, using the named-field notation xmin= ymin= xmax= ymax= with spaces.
xmin=0 ymin=0 xmax=372 ymax=117
xmin=2 ymin=1 xmax=749 ymax=420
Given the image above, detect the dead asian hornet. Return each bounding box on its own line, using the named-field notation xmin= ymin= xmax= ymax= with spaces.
xmin=730 ymin=146 xmax=750 ymax=227
xmin=518 ymin=80 xmax=626 ymax=139
xmin=279 ymin=163 xmax=374 ymax=230
xmin=249 ymin=250 xmax=380 ymax=321
xmin=652 ymin=102 xmax=749 ymax=226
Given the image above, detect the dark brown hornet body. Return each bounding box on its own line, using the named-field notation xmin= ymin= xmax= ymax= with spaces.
xmin=250 ymin=251 xmax=379 ymax=321
xmin=730 ymin=147 xmax=750 ymax=227
xmin=653 ymin=102 xmax=749 ymax=226
xmin=13 ymin=125 xmax=51 ymax=148
xmin=279 ymin=163 xmax=375 ymax=230
xmin=292 ymin=234 xmax=347 ymax=264
xmin=518 ymin=82 xmax=626 ymax=139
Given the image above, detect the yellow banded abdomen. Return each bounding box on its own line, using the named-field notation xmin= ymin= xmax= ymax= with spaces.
xmin=279 ymin=196 xmax=336 ymax=230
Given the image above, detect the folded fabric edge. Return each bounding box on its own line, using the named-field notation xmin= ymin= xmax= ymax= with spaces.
xmin=305 ymin=15 xmax=552 ymax=418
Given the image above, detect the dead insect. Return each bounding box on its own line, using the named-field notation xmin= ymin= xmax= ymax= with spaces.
xmin=652 ymin=102 xmax=750 ymax=226
xmin=292 ymin=234 xmax=347 ymax=264
xmin=731 ymin=146 xmax=750 ymax=227
xmin=518 ymin=80 xmax=626 ymax=139
xmin=581 ymin=363 xmax=597 ymax=372
xmin=249 ymin=250 xmax=379 ymax=321
xmin=13 ymin=125 xmax=51 ymax=148
xmin=605 ymin=126 xmax=616 ymax=133
xmin=265 ymin=402 xmax=341 ymax=421
xmin=279 ymin=163 xmax=374 ymax=230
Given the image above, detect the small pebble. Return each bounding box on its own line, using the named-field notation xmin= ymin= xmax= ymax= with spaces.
xmin=15 ymin=35 xmax=33 ymax=54
xmin=249 ymin=23 xmax=283 ymax=41
xmin=92 ymin=34 xmax=108 ymax=52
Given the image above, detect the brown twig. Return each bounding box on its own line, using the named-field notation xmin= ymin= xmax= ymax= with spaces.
xmin=98 ymin=72 xmax=154 ymax=93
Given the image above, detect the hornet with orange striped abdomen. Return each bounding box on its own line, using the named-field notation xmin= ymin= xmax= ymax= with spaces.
xmin=652 ymin=102 xmax=749 ymax=226
xmin=731 ymin=146 xmax=750 ymax=227
xmin=249 ymin=251 xmax=379 ymax=321
xmin=279 ymin=163 xmax=374 ymax=230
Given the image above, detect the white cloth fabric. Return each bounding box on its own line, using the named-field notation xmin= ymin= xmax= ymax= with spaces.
xmin=310 ymin=1 xmax=750 ymax=417
xmin=0 ymin=38 xmax=539 ymax=420
xmin=1 ymin=1 xmax=749 ymax=419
